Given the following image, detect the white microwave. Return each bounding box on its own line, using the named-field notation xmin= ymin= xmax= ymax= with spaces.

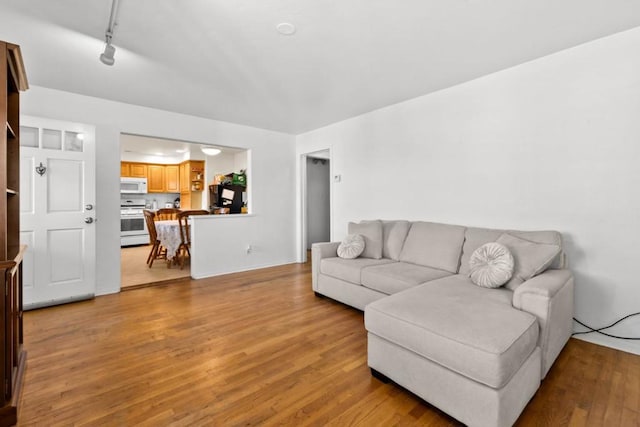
xmin=120 ymin=177 xmax=148 ymax=194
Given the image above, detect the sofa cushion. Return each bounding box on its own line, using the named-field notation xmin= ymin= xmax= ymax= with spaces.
xmin=381 ymin=220 xmax=411 ymax=260
xmin=337 ymin=234 xmax=365 ymax=259
xmin=365 ymin=274 xmax=538 ymax=389
xmin=468 ymin=242 xmax=514 ymax=288
xmin=460 ymin=227 xmax=564 ymax=276
xmin=496 ymin=233 xmax=561 ymax=291
xmin=399 ymin=221 xmax=466 ymax=272
xmin=361 ymin=262 xmax=452 ymax=295
xmin=320 ymin=257 xmax=395 ymax=285
xmin=348 ymin=221 xmax=383 ymax=259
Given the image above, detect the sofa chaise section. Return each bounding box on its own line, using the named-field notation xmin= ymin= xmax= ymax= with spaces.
xmin=366 ymin=275 xmax=542 ymax=427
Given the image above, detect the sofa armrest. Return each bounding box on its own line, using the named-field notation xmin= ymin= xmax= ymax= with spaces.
xmin=311 ymin=242 xmax=340 ymax=291
xmin=513 ymin=269 xmax=574 ymax=378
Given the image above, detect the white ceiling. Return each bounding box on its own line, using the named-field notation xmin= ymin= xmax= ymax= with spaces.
xmin=1 ymin=1 xmax=639 ymax=134
xmin=120 ymin=133 xmax=244 ymax=158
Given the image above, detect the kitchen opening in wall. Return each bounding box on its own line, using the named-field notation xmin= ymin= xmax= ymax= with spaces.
xmin=119 ymin=133 xmax=250 ymax=290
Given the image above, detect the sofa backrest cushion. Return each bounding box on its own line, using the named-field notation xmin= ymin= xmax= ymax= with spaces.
xmin=399 ymin=221 xmax=466 ymax=272
xmin=381 ymin=220 xmax=411 ymax=260
xmin=496 ymin=233 xmax=561 ymax=291
xmin=348 ymin=220 xmax=383 ymax=259
xmin=460 ymin=227 xmax=565 ymax=276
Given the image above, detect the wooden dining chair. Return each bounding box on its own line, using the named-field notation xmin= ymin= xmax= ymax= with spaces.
xmin=144 ymin=209 xmax=166 ymax=267
xmin=155 ymin=207 xmax=180 ymax=221
xmin=177 ymin=209 xmax=210 ymax=269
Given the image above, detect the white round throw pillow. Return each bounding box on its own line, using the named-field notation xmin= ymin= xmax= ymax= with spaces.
xmin=337 ymin=234 xmax=366 ymax=259
xmin=468 ymin=242 xmax=514 ymax=288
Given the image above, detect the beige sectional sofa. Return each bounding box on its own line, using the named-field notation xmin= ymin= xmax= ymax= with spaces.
xmin=311 ymin=220 xmax=574 ymax=427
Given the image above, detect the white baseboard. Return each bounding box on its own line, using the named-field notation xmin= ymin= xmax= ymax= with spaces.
xmin=190 ymin=261 xmax=299 ymax=280
xmin=572 ymin=333 xmax=640 ymax=356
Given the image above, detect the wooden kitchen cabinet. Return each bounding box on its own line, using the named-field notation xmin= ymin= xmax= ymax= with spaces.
xmin=129 ymin=163 xmax=147 ymax=178
xmin=121 ymin=161 xmax=201 ymax=200
xmin=165 ymin=165 xmax=180 ymax=193
xmin=180 ymin=192 xmax=191 ymax=210
xmin=189 ymin=161 xmax=205 ymax=191
xmin=179 ymin=162 xmax=189 ymax=192
xmin=147 ymin=164 xmax=166 ymax=193
xmin=120 ymin=162 xmax=147 ymax=178
xmin=178 ymin=160 xmax=204 ymax=209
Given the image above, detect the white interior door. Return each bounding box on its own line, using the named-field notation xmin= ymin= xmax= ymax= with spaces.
xmin=19 ymin=116 xmax=96 ymax=310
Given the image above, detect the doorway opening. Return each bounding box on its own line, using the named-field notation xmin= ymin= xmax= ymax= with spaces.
xmin=119 ymin=133 xmax=249 ymax=290
xmin=300 ymin=149 xmax=331 ymax=263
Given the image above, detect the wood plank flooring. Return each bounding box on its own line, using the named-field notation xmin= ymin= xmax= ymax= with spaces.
xmin=18 ymin=260 xmax=640 ymax=426
xmin=121 ymin=244 xmax=190 ymax=290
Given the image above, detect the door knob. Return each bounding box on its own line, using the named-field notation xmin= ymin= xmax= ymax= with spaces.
xmin=84 ymin=217 xmax=94 ymax=224
xmin=86 ymin=204 xmax=94 ymax=211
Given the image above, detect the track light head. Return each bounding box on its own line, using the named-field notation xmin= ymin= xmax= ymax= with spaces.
xmin=99 ymin=43 xmax=116 ymax=66
xmin=99 ymin=0 xmax=120 ymax=66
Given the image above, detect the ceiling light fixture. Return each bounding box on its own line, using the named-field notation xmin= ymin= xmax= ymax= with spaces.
xmin=99 ymin=0 xmax=120 ymax=66
xmin=201 ymin=146 xmax=221 ymax=156
xmin=276 ymin=22 xmax=296 ymax=36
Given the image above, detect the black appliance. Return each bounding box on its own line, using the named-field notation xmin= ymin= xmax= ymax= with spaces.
xmin=209 ymin=184 xmax=245 ymax=214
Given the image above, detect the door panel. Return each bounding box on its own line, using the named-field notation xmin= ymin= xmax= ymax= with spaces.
xmin=20 ymin=155 xmax=34 ymax=214
xmin=19 ymin=116 xmax=96 ymax=309
xmin=47 ymin=159 xmax=83 ymax=213
xmin=19 ymin=231 xmax=34 ymax=290
xmin=48 ymin=229 xmax=83 ymax=283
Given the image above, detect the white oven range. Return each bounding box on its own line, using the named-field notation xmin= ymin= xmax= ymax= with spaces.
xmin=121 ymin=198 xmax=149 ymax=246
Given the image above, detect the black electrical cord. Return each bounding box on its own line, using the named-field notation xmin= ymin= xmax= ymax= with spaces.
xmin=572 ymin=312 xmax=640 ymax=340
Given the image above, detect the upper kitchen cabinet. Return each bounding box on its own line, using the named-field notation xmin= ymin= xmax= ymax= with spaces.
xmin=147 ymin=164 xmax=165 ymax=193
xmin=179 ymin=160 xmax=204 ymax=209
xmin=129 ymin=163 xmax=147 ymax=178
xmin=121 ymin=161 xmax=185 ymax=194
xmin=121 ymin=161 xmax=147 ymax=178
xmin=165 ymin=165 xmax=179 ymax=193
xmin=179 ymin=162 xmax=189 ymax=192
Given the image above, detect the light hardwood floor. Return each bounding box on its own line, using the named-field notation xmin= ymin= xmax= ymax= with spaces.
xmin=121 ymin=244 xmax=190 ymax=289
xmin=18 ymin=260 xmax=640 ymax=426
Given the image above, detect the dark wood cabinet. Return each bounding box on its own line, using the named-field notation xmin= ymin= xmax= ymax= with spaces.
xmin=0 ymin=40 xmax=28 ymax=427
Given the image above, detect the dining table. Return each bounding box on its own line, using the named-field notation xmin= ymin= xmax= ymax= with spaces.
xmin=154 ymin=219 xmax=182 ymax=264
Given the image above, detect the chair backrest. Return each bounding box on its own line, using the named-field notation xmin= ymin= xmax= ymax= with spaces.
xmin=143 ymin=210 xmax=157 ymax=243
xmin=155 ymin=208 xmax=181 ymax=221
xmin=177 ymin=210 xmax=210 ymax=246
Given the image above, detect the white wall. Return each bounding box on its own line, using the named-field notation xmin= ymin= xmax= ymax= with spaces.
xmin=22 ymin=86 xmax=297 ymax=296
xmin=120 ymin=152 xmax=184 ymax=164
xmin=296 ymin=27 xmax=640 ymax=355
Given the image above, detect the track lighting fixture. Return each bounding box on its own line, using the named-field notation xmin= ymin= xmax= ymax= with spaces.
xmin=100 ymin=34 xmax=116 ymax=66
xmin=99 ymin=0 xmax=120 ymax=66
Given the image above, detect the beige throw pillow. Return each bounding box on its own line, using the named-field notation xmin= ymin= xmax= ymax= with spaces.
xmin=348 ymin=221 xmax=383 ymax=259
xmin=468 ymin=242 xmax=514 ymax=288
xmin=337 ymin=234 xmax=365 ymax=259
xmin=496 ymin=233 xmax=561 ymax=291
